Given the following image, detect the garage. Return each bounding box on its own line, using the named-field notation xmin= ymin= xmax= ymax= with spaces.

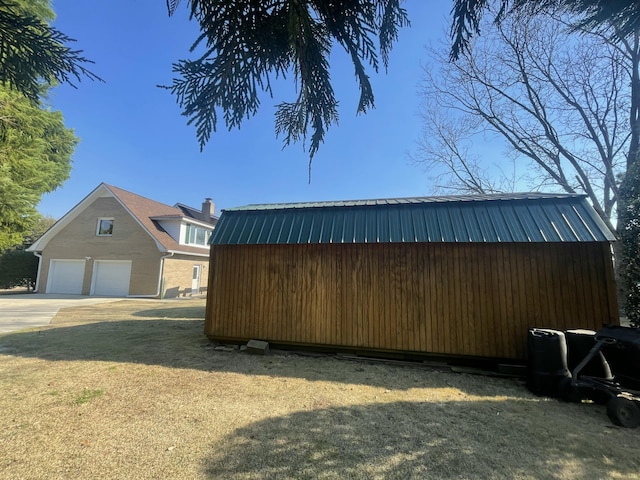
xmin=47 ymin=260 xmax=85 ymax=294
xmin=91 ymin=260 xmax=132 ymax=297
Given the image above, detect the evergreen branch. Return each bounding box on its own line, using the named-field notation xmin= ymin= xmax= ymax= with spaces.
xmin=0 ymin=0 xmax=102 ymax=103
xmin=378 ymin=0 xmax=409 ymax=69
xmin=165 ymin=0 xmax=407 ymax=165
xmin=451 ymin=0 xmax=640 ymax=61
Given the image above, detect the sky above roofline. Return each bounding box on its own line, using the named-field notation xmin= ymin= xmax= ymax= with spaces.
xmin=36 ymin=1 xmax=487 ymax=220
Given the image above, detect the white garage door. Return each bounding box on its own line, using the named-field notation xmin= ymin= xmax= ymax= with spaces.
xmin=47 ymin=260 xmax=85 ymax=294
xmin=91 ymin=261 xmax=132 ymax=297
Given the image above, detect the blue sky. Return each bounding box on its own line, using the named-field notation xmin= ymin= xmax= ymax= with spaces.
xmin=40 ymin=1 xmax=453 ymax=219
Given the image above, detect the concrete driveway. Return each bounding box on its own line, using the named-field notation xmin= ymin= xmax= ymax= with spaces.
xmin=0 ymin=294 xmax=121 ymax=334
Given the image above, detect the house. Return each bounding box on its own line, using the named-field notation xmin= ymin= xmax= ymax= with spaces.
xmin=204 ymin=193 xmax=618 ymax=362
xmin=27 ymin=183 xmax=218 ymax=298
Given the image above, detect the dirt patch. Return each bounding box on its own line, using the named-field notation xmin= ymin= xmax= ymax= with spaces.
xmin=0 ymin=299 xmax=638 ymax=479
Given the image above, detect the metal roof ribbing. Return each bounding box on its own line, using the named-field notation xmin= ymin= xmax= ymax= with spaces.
xmin=224 ymin=192 xmax=579 ymax=211
xmin=210 ymin=194 xmax=616 ymax=245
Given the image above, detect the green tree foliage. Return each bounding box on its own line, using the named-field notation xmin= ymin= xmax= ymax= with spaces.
xmin=450 ymin=0 xmax=640 ymax=60
xmin=0 ymin=249 xmax=38 ymax=290
xmin=0 ymin=0 xmax=81 ymax=251
xmin=0 ymin=85 xmax=76 ymax=251
xmin=165 ymin=0 xmax=409 ymax=167
xmin=22 ymin=215 xmax=56 ymax=247
xmin=0 ymin=0 xmax=100 ymax=103
xmin=619 ymin=161 xmax=640 ymax=327
xmin=0 ymin=215 xmax=55 ymax=290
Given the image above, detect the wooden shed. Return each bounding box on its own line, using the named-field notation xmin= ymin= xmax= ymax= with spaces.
xmin=205 ymin=193 xmax=618 ymax=361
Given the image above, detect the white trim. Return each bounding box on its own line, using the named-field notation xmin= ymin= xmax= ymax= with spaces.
xmin=183 ymin=222 xmax=212 ymax=247
xmin=33 ymin=252 xmax=42 ymax=292
xmin=167 ymin=249 xmax=210 ymax=257
xmin=153 ymin=215 xmax=214 ymax=229
xmin=96 ymin=217 xmax=114 ymax=236
xmin=191 ymin=264 xmax=202 ymax=295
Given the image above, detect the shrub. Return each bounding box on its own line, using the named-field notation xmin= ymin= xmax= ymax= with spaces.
xmin=0 ymin=249 xmax=38 ymax=290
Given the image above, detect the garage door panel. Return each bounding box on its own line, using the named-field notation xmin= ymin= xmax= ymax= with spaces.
xmin=91 ymin=261 xmax=131 ymax=296
xmin=47 ymin=260 xmax=85 ymax=294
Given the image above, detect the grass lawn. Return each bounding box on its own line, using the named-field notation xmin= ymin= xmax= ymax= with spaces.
xmin=0 ymin=299 xmax=638 ymax=479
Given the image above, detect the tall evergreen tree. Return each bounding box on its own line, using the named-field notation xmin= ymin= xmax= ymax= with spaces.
xmin=0 ymin=0 xmax=80 ymax=250
xmin=618 ymin=156 xmax=640 ymax=327
xmin=0 ymin=86 xmax=76 ymax=250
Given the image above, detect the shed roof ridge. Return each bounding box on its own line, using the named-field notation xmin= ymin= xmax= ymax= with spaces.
xmin=211 ymin=193 xmax=615 ymax=245
xmin=226 ymin=192 xmax=584 ymax=212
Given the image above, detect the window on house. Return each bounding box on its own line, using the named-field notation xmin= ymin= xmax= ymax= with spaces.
xmin=96 ymin=218 xmax=114 ymax=236
xmin=185 ymin=223 xmax=210 ymax=246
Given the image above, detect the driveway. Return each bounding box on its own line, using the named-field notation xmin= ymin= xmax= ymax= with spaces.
xmin=0 ymin=294 xmax=122 ymax=334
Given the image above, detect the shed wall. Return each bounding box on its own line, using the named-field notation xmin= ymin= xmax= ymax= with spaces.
xmin=205 ymin=242 xmax=618 ymax=360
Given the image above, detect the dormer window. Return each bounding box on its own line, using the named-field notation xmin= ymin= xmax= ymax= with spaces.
xmin=96 ymin=218 xmax=114 ymax=236
xmin=185 ymin=223 xmax=211 ymax=246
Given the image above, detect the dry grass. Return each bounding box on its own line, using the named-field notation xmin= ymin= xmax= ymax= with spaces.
xmin=0 ymin=299 xmax=638 ymax=480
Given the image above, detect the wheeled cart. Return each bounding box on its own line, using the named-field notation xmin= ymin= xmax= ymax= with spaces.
xmin=563 ymin=326 xmax=640 ymax=428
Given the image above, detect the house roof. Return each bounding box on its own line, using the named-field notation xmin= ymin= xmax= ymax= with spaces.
xmin=210 ymin=193 xmax=616 ymax=245
xmin=104 ymin=184 xmax=214 ymax=255
xmin=28 ymin=183 xmax=216 ymax=256
xmin=175 ymin=202 xmax=217 ymax=223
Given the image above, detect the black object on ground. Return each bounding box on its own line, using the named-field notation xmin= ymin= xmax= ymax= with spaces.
xmin=526 ymin=328 xmax=570 ymax=398
xmin=562 ymin=325 xmax=640 ymax=428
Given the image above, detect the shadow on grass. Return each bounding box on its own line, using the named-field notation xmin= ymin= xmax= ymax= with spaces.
xmin=0 ymin=317 xmax=523 ymax=395
xmin=202 ymin=400 xmax=636 ymax=479
xmin=0 ymin=319 xmax=207 ymax=368
xmin=132 ymin=306 xmax=206 ymax=319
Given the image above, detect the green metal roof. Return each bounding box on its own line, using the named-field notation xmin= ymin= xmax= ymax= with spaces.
xmin=210 ymin=193 xmax=616 ymax=245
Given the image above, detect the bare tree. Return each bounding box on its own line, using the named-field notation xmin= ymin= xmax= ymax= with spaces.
xmin=416 ymin=11 xmax=639 ymax=235
xmin=414 ymin=79 xmax=525 ymax=196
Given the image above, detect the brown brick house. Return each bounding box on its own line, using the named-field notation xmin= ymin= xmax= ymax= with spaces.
xmin=28 ymin=183 xmax=217 ymax=298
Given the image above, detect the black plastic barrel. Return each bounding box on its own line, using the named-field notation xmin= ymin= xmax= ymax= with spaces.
xmin=565 ymin=329 xmax=612 ymax=379
xmin=527 ymin=328 xmax=570 ymax=397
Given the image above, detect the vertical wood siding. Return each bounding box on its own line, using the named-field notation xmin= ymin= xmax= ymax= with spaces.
xmin=205 ymin=242 xmax=618 ymax=360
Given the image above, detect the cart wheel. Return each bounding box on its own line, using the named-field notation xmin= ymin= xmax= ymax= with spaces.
xmin=606 ymin=397 xmax=640 ymax=428
xmin=558 ymin=377 xmax=581 ymax=403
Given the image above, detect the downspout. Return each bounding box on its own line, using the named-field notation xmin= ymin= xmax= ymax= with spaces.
xmin=127 ymin=252 xmax=174 ymax=298
xmin=32 ymin=252 xmax=42 ymax=293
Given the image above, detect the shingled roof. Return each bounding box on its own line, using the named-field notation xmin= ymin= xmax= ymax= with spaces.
xmin=211 ymin=193 xmax=616 ymax=245
xmin=104 ymin=184 xmax=216 ymax=255
xmin=29 ymin=183 xmax=217 ymax=256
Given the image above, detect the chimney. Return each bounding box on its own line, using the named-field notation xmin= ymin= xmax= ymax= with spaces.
xmin=201 ymin=198 xmax=215 ymax=221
